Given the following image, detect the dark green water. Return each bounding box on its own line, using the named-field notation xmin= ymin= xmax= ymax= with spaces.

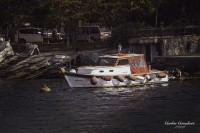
xmin=0 ymin=79 xmax=199 ymax=133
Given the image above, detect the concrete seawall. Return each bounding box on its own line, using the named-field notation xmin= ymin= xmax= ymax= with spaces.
xmin=152 ymin=56 xmax=200 ymax=74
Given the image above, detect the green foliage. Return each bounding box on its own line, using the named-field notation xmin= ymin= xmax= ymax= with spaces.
xmin=0 ymin=0 xmax=30 ymax=27
xmin=1 ymin=0 xmax=200 ymax=36
xmin=0 ymin=0 xmax=157 ymax=29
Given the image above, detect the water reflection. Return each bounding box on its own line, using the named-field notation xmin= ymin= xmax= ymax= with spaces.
xmin=93 ymin=84 xmax=168 ymax=96
xmin=0 ymin=79 xmax=199 ymax=133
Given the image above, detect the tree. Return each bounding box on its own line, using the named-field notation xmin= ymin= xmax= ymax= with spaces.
xmin=0 ymin=0 xmax=34 ymax=40
xmin=150 ymin=0 xmax=167 ymax=28
xmin=31 ymin=0 xmax=67 ymax=29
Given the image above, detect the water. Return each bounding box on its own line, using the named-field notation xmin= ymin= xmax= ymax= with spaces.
xmin=0 ymin=79 xmax=200 ymax=133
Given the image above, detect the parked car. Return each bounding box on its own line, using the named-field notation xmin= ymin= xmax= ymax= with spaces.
xmin=76 ymin=25 xmax=111 ymax=42
xmin=15 ymin=27 xmax=43 ymax=43
xmin=42 ymin=29 xmax=64 ymax=43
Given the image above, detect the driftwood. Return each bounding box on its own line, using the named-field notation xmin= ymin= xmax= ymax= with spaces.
xmin=0 ymin=54 xmax=19 ymax=68
xmin=25 ymin=55 xmax=78 ymax=79
xmin=0 ymin=53 xmax=78 ymax=79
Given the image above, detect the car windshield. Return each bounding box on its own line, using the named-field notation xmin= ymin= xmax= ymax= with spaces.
xmin=99 ymin=27 xmax=110 ymax=32
xmin=96 ymin=58 xmax=117 ymax=66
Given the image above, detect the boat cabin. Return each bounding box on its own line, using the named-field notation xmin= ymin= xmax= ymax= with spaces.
xmin=96 ymin=54 xmax=149 ymax=74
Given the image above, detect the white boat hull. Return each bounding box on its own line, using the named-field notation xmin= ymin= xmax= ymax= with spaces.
xmin=60 ymin=53 xmax=169 ymax=88
xmin=64 ymin=74 xmax=169 ymax=88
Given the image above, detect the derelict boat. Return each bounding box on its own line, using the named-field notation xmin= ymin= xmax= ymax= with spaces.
xmin=60 ymin=53 xmax=168 ymax=88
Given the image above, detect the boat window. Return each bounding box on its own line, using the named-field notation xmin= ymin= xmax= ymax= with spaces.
xmin=138 ymin=57 xmax=145 ymax=67
xmin=96 ymin=58 xmax=117 ymax=66
xmin=130 ymin=58 xmax=137 ymax=68
xmin=117 ymin=59 xmax=129 ymax=65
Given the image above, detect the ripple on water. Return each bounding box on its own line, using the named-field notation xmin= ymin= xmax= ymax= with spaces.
xmin=0 ymin=79 xmax=200 ymax=132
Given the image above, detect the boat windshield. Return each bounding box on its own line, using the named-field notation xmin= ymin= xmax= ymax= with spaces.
xmin=96 ymin=58 xmax=117 ymax=66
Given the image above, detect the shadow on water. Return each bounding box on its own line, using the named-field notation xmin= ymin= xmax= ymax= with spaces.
xmin=0 ymin=79 xmax=199 ymax=133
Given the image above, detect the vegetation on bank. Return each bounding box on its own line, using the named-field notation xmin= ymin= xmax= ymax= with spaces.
xmin=1 ymin=0 xmax=200 ymax=45
xmin=1 ymin=0 xmax=200 ymax=30
xmin=10 ymin=41 xmax=113 ymax=52
xmin=37 ymin=41 xmax=115 ymax=52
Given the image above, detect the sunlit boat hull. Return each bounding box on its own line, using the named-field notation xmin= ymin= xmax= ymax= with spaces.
xmin=61 ymin=53 xmax=169 ymax=88
xmin=64 ymin=73 xmax=169 ymax=88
